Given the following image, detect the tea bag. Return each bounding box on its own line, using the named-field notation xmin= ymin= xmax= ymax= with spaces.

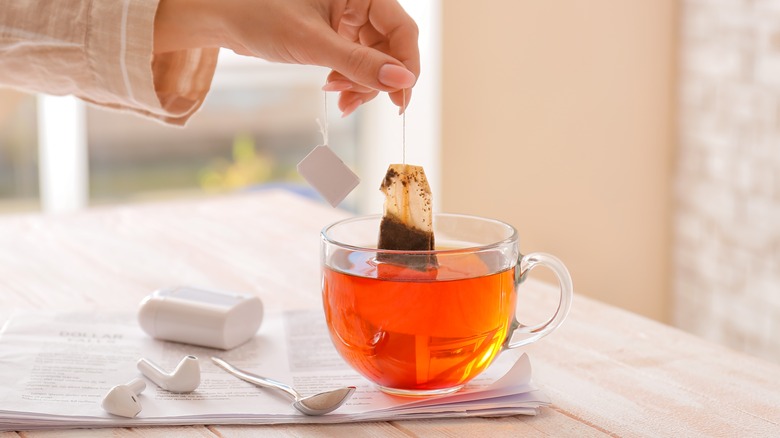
xmin=378 ymin=164 xmax=437 ymax=269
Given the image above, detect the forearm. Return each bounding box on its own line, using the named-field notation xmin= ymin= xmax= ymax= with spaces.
xmin=153 ymin=0 xmax=227 ymax=54
xmin=152 ymin=0 xmax=311 ymax=60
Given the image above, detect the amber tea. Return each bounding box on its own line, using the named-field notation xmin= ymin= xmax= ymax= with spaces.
xmin=323 ymin=251 xmax=516 ymax=394
xmin=320 ymin=214 xmax=573 ymax=396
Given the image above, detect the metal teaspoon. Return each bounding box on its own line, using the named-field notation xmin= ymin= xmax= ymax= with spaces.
xmin=211 ymin=356 xmax=356 ymax=416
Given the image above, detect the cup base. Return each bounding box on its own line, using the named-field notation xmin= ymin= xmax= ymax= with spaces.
xmin=377 ymin=384 xmax=464 ymax=397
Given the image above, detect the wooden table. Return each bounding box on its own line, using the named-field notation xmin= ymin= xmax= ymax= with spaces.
xmin=1 ymin=190 xmax=778 ymax=437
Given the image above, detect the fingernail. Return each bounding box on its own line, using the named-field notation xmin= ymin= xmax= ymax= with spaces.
xmin=341 ymin=100 xmax=361 ymax=118
xmin=378 ymin=64 xmax=416 ymax=89
xmin=322 ymin=81 xmax=353 ymax=92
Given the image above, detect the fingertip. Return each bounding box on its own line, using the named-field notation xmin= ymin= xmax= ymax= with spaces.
xmin=390 ymin=88 xmax=413 ymax=112
xmin=322 ymin=80 xmax=353 ymax=92
xmin=378 ymin=64 xmax=416 ymax=89
xmin=341 ymin=100 xmax=361 ymax=118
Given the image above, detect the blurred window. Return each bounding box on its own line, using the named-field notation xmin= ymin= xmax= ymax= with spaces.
xmin=86 ymin=55 xmax=359 ymax=209
xmin=0 ymin=90 xmax=39 ymax=213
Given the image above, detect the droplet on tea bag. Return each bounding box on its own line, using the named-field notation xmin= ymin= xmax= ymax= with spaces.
xmin=378 ymin=164 xmax=437 ymax=270
xmin=297 ymin=145 xmax=360 ymax=207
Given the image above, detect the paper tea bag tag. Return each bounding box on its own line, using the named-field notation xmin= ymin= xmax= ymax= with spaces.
xmin=297 ymin=145 xmax=360 ymax=207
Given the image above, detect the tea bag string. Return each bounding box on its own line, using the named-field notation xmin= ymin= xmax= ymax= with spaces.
xmin=402 ymin=88 xmax=406 ymax=164
xmin=317 ymin=92 xmax=329 ymax=146
xmin=319 ymin=90 xmax=405 ymax=161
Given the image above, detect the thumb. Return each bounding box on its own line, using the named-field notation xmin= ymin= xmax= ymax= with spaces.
xmin=313 ymin=33 xmax=416 ymax=91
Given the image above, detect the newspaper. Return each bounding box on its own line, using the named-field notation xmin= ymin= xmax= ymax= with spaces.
xmin=0 ymin=309 xmax=550 ymax=431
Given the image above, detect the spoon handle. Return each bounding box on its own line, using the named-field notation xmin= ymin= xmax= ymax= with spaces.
xmin=211 ymin=356 xmax=299 ymax=401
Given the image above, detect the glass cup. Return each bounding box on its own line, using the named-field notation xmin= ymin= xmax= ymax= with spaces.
xmin=320 ymin=213 xmax=573 ymax=396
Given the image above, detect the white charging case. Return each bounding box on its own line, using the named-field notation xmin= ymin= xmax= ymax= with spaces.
xmin=138 ymin=286 xmax=263 ymax=350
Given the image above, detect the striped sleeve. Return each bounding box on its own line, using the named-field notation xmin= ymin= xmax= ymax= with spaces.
xmin=0 ymin=0 xmax=219 ymax=125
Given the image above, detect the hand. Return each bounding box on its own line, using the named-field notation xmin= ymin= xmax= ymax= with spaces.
xmin=155 ymin=0 xmax=420 ymax=117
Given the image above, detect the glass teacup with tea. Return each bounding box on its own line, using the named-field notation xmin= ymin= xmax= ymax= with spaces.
xmin=320 ymin=165 xmax=572 ymax=396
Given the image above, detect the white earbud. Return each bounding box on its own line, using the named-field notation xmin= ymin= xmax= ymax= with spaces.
xmin=101 ymin=378 xmax=146 ymax=418
xmin=137 ymin=355 xmax=201 ymax=393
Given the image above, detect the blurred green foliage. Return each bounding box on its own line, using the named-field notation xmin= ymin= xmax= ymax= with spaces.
xmin=198 ymin=134 xmax=273 ymax=192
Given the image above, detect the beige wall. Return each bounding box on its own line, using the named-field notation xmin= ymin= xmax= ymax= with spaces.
xmin=441 ymin=0 xmax=677 ymax=322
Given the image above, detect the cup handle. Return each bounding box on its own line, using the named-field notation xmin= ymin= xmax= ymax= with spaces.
xmin=504 ymin=252 xmax=573 ymax=349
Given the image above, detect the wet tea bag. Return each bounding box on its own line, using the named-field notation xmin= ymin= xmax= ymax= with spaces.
xmin=378 ymin=164 xmax=437 ymax=269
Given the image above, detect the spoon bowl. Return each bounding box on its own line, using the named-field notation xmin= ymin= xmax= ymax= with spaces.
xmin=211 ymin=356 xmax=355 ymax=416
xmin=291 ymin=387 xmax=356 ymax=416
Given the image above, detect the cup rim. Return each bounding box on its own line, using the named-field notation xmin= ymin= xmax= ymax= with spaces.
xmin=320 ymin=212 xmax=518 ymax=255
